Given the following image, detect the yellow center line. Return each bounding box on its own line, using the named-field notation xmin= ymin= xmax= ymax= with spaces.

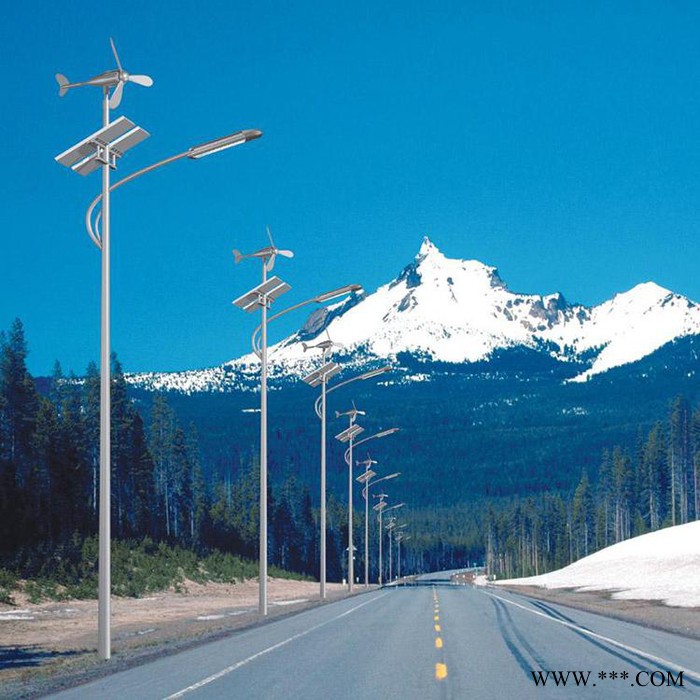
xmin=434 ymin=624 xmax=441 ymax=632
xmin=435 ymin=663 xmax=448 ymax=680
xmin=435 ymin=637 xmax=443 ymax=649
xmin=434 ymin=615 xmax=439 ymax=621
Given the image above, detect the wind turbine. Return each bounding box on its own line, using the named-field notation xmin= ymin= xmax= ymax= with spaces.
xmin=233 ymin=226 xmax=294 ymax=271
xmin=56 ymin=38 xmax=153 ymax=109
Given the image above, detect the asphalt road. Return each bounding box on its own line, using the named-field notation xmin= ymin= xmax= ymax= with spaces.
xmin=47 ymin=585 xmax=700 ymax=699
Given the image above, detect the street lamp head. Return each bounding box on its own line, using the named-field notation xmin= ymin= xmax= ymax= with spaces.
xmin=314 ymin=284 xmax=363 ymax=303
xmin=358 ymin=365 xmax=392 ymax=381
xmin=373 ymin=428 xmax=399 ymax=440
xmin=188 ymin=128 xmax=262 ymax=159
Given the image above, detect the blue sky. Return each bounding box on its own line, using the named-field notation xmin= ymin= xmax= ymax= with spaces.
xmin=3 ymin=1 xmax=700 ymax=375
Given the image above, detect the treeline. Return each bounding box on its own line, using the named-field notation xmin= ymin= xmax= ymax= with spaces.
xmin=4 ymin=316 xmax=700 ymax=588
xmin=0 ymin=319 xmax=365 ymax=583
xmin=486 ymin=395 xmax=700 ymax=579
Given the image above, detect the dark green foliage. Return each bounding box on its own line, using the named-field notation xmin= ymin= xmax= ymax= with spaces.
xmin=1 ymin=318 xmax=699 ymax=592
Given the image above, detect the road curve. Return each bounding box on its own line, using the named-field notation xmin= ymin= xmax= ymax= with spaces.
xmin=46 ymin=585 xmax=700 ymax=699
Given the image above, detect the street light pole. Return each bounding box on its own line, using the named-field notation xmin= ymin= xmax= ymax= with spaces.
xmin=259 ymin=261 xmax=269 ymax=615
xmin=335 ymin=408 xmax=365 ymax=593
xmin=98 ymin=87 xmax=111 ymax=661
xmin=382 ymin=504 xmax=405 ymax=584
xmin=373 ymin=494 xmax=388 ymax=585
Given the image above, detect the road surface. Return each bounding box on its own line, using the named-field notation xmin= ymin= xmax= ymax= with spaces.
xmin=47 ymin=584 xmax=700 ymax=698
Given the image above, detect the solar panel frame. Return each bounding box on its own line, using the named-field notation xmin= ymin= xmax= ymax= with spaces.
xmin=356 ymin=469 xmax=376 ymax=483
xmin=55 ymin=116 xmax=136 ymax=167
xmin=232 ymin=276 xmax=291 ymax=312
xmin=335 ymin=424 xmax=365 ymax=442
xmin=302 ymin=361 xmax=340 ymax=387
xmin=110 ymin=127 xmax=150 ymax=157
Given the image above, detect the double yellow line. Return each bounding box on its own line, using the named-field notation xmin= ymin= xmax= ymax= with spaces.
xmin=432 ymin=588 xmax=448 ymax=681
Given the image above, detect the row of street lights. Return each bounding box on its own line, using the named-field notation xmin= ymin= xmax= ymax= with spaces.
xmin=56 ymin=42 xmax=410 ymax=660
xmin=232 ymin=238 xmax=405 ymax=606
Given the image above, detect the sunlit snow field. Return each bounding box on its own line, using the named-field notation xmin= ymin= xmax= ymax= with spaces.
xmin=486 ymin=521 xmax=700 ymax=607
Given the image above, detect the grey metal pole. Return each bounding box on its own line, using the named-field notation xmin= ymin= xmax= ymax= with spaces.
xmin=378 ymin=507 xmax=383 ymax=586
xmin=320 ymin=375 xmax=327 ymax=599
xmin=364 ymin=484 xmax=369 ymax=587
xmin=397 ymin=537 xmax=401 ymax=580
xmin=389 ymin=527 xmax=393 ymax=582
xmin=259 ymin=261 xmax=268 ymax=616
xmin=347 ymin=423 xmax=354 ymax=592
xmin=98 ymin=87 xmax=111 ymax=661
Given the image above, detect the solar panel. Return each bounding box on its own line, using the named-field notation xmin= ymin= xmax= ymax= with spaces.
xmin=111 ymin=127 xmax=150 ymax=157
xmin=356 ymin=470 xmax=376 ymax=483
xmin=72 ymin=154 xmax=102 ymax=176
xmin=302 ymin=361 xmax=340 ymax=387
xmin=232 ymin=276 xmax=291 ymax=312
xmin=55 ymin=116 xmax=136 ymax=167
xmin=335 ymin=424 xmax=364 ymax=443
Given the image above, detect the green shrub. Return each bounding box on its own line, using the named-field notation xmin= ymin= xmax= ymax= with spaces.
xmin=0 ymin=569 xmax=18 ymax=605
xmin=5 ymin=537 xmax=313 ymax=601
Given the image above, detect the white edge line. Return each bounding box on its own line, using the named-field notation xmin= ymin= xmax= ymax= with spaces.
xmin=163 ymin=593 xmax=388 ymax=699
xmin=482 ymin=590 xmax=700 ymax=683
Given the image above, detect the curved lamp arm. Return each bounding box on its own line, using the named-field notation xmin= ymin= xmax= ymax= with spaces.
xmin=362 ymin=471 xmax=400 ymax=501
xmin=86 ymin=129 xmax=263 ymax=249
xmin=344 ymin=426 xmax=399 ymax=466
xmin=250 ymin=284 xmax=362 ymax=358
xmin=314 ymin=365 xmax=392 ymax=419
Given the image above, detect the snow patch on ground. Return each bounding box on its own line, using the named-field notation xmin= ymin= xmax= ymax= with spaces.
xmin=495 ymin=521 xmax=700 ymax=607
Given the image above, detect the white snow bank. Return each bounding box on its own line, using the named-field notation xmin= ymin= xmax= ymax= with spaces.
xmin=495 ymin=521 xmax=700 ymax=607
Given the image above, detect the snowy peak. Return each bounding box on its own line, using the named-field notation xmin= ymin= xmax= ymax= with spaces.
xmin=416 ymin=235 xmax=440 ymax=260
xmin=287 ymin=238 xmax=700 ymax=380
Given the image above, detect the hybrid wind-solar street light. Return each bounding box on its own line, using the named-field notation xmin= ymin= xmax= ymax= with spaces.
xmin=232 ymin=233 xmax=294 ymax=618
xmin=395 ymin=531 xmax=411 ymax=581
xmin=56 ymin=42 xmax=262 ymax=660
xmin=335 ymin=412 xmax=366 ymax=592
xmin=373 ymin=493 xmax=390 ymax=586
xmin=302 ymin=353 xmax=343 ymax=600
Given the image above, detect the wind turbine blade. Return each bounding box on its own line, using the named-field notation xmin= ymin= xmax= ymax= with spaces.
xmin=129 ymin=74 xmax=154 ymax=87
xmin=109 ymin=81 xmax=124 ymax=109
xmin=278 ymin=250 xmax=294 ymax=258
xmin=110 ymin=37 xmax=123 ymax=72
xmin=266 ymin=225 xmax=275 ymax=249
xmin=266 ymin=254 xmax=276 ymax=272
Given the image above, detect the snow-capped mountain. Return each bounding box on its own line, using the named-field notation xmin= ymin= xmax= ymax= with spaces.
xmin=129 ymin=237 xmax=700 ymax=392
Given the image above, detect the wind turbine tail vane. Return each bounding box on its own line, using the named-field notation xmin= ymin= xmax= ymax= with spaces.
xmin=56 ymin=74 xmax=69 ymax=97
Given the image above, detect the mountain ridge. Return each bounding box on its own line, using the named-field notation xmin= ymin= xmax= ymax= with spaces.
xmin=127 ymin=237 xmax=700 ymax=393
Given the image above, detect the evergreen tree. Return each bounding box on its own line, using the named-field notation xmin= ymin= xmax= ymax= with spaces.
xmin=572 ymin=471 xmax=593 ymax=558
xmin=640 ymin=423 xmax=666 ymax=531
xmin=669 ymin=396 xmax=691 ymax=525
